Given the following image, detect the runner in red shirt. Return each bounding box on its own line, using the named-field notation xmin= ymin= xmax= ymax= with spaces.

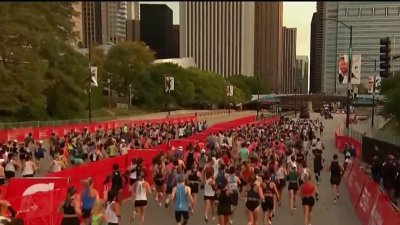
xmin=300 ymin=174 xmax=318 ymax=225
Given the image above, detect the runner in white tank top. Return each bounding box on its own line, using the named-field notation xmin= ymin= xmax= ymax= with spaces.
xmin=105 ymin=201 xmax=119 ymax=224
xmin=22 ymin=156 xmax=36 ymax=177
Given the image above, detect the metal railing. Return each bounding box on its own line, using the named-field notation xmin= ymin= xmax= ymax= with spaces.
xmin=0 ymin=116 xmax=117 ymax=129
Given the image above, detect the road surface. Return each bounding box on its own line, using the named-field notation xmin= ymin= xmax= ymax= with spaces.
xmin=118 ymin=113 xmax=361 ymax=225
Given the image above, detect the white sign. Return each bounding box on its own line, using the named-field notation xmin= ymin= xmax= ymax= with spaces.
xmin=338 ymin=54 xmax=362 ymax=84
xmin=165 ymin=76 xmax=174 ymax=92
xmin=226 ymin=85 xmax=234 ymax=96
xmin=368 ymin=76 xmax=381 ymax=94
xmin=90 ymin=66 xmax=98 ymax=87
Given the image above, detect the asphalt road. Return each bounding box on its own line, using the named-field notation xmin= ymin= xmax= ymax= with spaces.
xmin=117 ymin=113 xmax=361 ymax=225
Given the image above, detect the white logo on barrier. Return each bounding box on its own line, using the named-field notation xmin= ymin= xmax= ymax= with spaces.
xmin=17 ymin=183 xmax=55 ymax=216
xmin=359 ymin=188 xmax=371 ymax=213
xmin=23 ymin=183 xmax=55 ymax=196
xmin=370 ymin=210 xmax=383 ymax=225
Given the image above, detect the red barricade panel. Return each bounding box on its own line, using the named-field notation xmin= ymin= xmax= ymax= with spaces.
xmin=368 ymin=193 xmax=400 ymax=225
xmin=356 ymin=177 xmax=381 ymax=225
xmin=345 ymin=161 xmax=367 ymax=207
xmin=5 ymin=177 xmax=69 ymax=199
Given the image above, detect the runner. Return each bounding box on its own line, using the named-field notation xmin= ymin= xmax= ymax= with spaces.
xmin=227 ymin=166 xmax=241 ymax=225
xmin=186 ymin=163 xmax=201 ymax=213
xmin=261 ymin=172 xmax=280 ymax=225
xmin=313 ymin=147 xmax=324 ymax=185
xmin=165 ymin=163 xmax=178 ymax=208
xmin=131 ymin=172 xmax=151 ymax=225
xmin=21 ymin=155 xmax=37 ymax=177
xmin=273 ymin=160 xmax=286 ymax=207
xmin=245 ymin=175 xmax=264 ymax=225
xmin=103 ymin=164 xmax=127 ymax=203
xmin=171 ymin=174 xmax=194 ymax=225
xmin=216 ymin=176 xmax=232 ymax=225
xmin=81 ymin=177 xmax=99 ymax=225
xmin=105 ymin=190 xmax=121 ymax=225
xmin=153 ymin=159 xmax=166 ymax=207
xmin=91 ymin=199 xmax=107 ymax=225
xmin=203 ymin=169 xmax=216 ymax=223
xmin=329 ymin=154 xmax=344 ymax=204
xmin=287 ymin=163 xmax=299 ymax=215
xmin=4 ymin=154 xmax=19 ymax=180
xmin=59 ymin=187 xmax=81 ymax=225
xmin=300 ymin=174 xmax=318 ymax=225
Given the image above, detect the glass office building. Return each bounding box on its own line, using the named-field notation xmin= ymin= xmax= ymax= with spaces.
xmin=322 ymin=2 xmax=400 ymax=94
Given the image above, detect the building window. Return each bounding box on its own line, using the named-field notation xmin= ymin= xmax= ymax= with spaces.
xmin=388 ymin=7 xmax=398 ymax=16
xmin=373 ymin=7 xmax=375 ymax=16
xmin=375 ymin=7 xmax=385 ymax=16
xmin=345 ymin=8 xmax=348 ymax=17
xmin=361 ymin=7 xmax=372 ymax=17
xmin=385 ymin=7 xmax=388 ymax=16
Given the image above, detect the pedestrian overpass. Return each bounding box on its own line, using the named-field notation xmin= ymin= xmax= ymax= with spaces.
xmin=248 ymin=93 xmax=386 ymax=111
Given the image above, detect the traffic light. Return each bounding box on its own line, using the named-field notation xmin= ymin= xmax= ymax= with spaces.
xmin=379 ymin=37 xmax=391 ymax=78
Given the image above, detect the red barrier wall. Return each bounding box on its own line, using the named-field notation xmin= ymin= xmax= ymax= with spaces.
xmin=335 ymin=132 xmax=400 ymax=225
xmin=1 ymin=114 xmax=279 ymax=225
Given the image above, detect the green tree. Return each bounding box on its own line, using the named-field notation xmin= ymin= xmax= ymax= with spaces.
xmin=104 ymin=41 xmax=155 ymax=96
xmin=380 ymin=72 xmax=400 ymax=131
xmin=0 ymin=3 xmax=91 ymax=121
xmin=228 ymin=75 xmax=269 ymax=100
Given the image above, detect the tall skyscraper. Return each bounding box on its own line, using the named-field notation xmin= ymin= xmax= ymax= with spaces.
xmin=81 ymin=2 xmax=103 ymax=48
xmin=74 ymin=1 xmax=128 ymax=48
xmin=71 ymin=2 xmax=84 ymax=47
xmin=171 ymin=25 xmax=180 ymax=58
xmin=180 ymin=2 xmax=283 ymax=92
xmin=254 ymin=2 xmax=283 ymax=93
xmin=140 ymin=4 xmax=173 ymax=59
xmin=296 ymin=56 xmax=309 ymax=94
xmin=322 ymin=2 xmax=400 ymax=94
xmin=309 ymin=2 xmax=324 ymax=94
xmin=127 ymin=2 xmax=140 ymax=42
xmin=101 ymin=2 xmax=127 ymax=44
xmin=282 ymin=27 xmax=297 ymax=94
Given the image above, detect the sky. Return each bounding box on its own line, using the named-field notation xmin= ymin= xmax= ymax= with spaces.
xmin=140 ymin=1 xmax=316 ymax=57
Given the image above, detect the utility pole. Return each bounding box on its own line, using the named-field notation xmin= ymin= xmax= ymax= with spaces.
xmin=88 ymin=46 xmax=92 ymax=123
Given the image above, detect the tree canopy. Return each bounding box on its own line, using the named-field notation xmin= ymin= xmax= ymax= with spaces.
xmin=0 ymin=3 xmax=269 ymax=121
xmin=0 ymin=2 xmax=89 ymax=121
xmin=380 ymin=72 xmax=400 ymax=132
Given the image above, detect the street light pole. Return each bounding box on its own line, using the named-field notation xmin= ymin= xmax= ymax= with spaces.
xmin=107 ymin=78 xmax=111 ymax=108
xmin=346 ymin=25 xmax=353 ymax=130
xmin=323 ymin=18 xmax=353 ymax=130
xmin=371 ymin=59 xmax=377 ymax=128
xmin=88 ymin=46 xmax=92 ymax=123
xmin=128 ymin=84 xmax=132 ymax=108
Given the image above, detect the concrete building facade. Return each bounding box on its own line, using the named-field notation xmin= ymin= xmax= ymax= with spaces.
xmin=81 ymin=2 xmax=103 ymax=48
xmin=101 ymin=2 xmax=127 ymax=44
xmin=322 ymin=2 xmax=400 ymax=94
xmin=254 ymin=2 xmax=283 ymax=93
xmin=296 ymin=56 xmax=309 ymax=94
xmin=309 ymin=2 xmax=324 ymax=94
xmin=127 ymin=2 xmax=140 ymax=42
xmin=180 ymin=2 xmax=283 ymax=92
xmin=140 ymin=4 xmax=173 ymax=59
xmin=282 ymin=27 xmax=297 ymax=94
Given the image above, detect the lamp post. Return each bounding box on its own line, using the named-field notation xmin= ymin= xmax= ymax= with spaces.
xmin=256 ymin=76 xmax=260 ymax=119
xmin=324 ymin=18 xmax=353 ymax=130
xmin=294 ymin=87 xmax=298 ymax=117
xmin=107 ymin=78 xmax=111 ymax=108
xmin=88 ymin=46 xmax=92 ymax=123
xmin=128 ymin=84 xmax=132 ymax=108
xmin=371 ymin=59 xmax=377 ymax=128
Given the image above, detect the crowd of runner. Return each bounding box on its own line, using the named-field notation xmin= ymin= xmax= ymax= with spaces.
xmin=0 ymin=120 xmax=208 ymax=182
xmin=53 ymin=116 xmax=351 ymax=225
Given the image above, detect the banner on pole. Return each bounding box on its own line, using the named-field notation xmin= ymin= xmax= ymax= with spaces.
xmin=165 ymin=76 xmax=174 ymax=92
xmin=226 ymin=85 xmax=233 ymax=96
xmin=338 ymin=54 xmax=362 ymax=84
xmin=90 ymin=66 xmax=98 ymax=87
